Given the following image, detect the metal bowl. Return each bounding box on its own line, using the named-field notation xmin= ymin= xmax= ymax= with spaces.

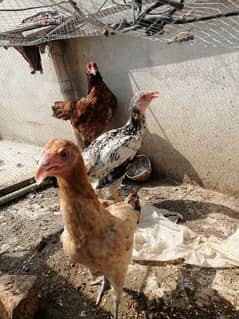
xmin=126 ymin=155 xmax=152 ymax=182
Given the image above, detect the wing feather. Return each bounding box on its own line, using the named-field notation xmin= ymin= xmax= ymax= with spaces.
xmin=83 ymin=130 xmax=142 ymax=178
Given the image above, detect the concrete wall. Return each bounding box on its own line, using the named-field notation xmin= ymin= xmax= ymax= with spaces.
xmin=0 ymin=44 xmax=73 ymax=145
xmin=0 ymin=36 xmax=238 ymax=195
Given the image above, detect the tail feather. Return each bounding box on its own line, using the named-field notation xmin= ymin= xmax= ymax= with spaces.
xmin=96 ymin=157 xmax=133 ymax=189
xmin=52 ymin=101 xmax=75 ymax=120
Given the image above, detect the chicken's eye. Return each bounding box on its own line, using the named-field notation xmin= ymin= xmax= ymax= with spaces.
xmin=59 ymin=150 xmax=68 ymax=159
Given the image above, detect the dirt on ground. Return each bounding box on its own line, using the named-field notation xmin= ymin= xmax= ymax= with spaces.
xmin=0 ymin=178 xmax=239 ymax=319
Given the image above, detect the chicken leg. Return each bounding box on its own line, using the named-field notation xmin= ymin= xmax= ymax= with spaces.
xmin=110 ymin=179 xmax=123 ymax=202
xmin=113 ymin=302 xmax=119 ymax=319
xmin=110 ymin=279 xmax=123 ymax=319
xmin=111 ymin=188 xmax=122 ymax=202
xmin=90 ymin=277 xmax=110 ymax=306
xmin=91 ymin=277 xmax=119 ymax=319
xmin=96 ymin=188 xmax=104 ymax=199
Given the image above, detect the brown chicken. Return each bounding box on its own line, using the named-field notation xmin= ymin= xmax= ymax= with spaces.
xmin=52 ymin=62 xmax=118 ymax=149
xmin=35 ymin=139 xmax=140 ymax=319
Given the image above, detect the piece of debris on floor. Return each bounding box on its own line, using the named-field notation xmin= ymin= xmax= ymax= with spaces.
xmin=167 ymin=30 xmax=194 ymax=44
xmin=0 ymin=275 xmax=38 ymax=319
xmin=134 ymin=205 xmax=239 ymax=268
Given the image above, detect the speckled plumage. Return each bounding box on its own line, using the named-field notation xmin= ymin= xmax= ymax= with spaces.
xmin=82 ymin=93 xmax=147 ymax=186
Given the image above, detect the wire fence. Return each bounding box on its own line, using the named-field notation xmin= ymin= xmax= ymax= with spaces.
xmin=0 ymin=1 xmax=239 ymax=47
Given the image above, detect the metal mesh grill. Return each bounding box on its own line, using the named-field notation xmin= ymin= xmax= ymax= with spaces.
xmin=0 ymin=1 xmax=239 ymax=47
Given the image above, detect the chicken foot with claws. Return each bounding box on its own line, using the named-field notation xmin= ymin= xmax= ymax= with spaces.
xmin=90 ymin=277 xmax=111 ymax=306
xmin=90 ymin=277 xmax=119 ymax=319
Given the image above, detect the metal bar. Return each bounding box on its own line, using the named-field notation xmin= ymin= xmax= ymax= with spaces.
xmin=47 ymin=0 xmax=73 ymax=15
xmin=0 ymin=177 xmax=35 ymax=196
xmin=0 ymin=1 xmax=69 ymax=12
xmin=132 ymin=257 xmax=185 ymax=266
xmin=0 ymin=23 xmax=58 ymax=35
xmin=174 ymin=10 xmax=239 ymax=24
xmin=0 ymin=180 xmax=51 ymax=207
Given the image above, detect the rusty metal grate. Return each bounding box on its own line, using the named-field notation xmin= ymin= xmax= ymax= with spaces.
xmin=0 ymin=1 xmax=238 ymax=48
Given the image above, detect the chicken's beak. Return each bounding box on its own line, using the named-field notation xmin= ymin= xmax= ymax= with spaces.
xmin=90 ymin=70 xmax=97 ymax=76
xmin=35 ymin=151 xmax=53 ymax=185
xmin=35 ymin=166 xmax=48 ymax=185
xmin=137 ymin=91 xmax=159 ymax=113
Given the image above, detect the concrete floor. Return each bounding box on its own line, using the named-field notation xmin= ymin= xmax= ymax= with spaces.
xmin=0 ymin=140 xmax=41 ymax=189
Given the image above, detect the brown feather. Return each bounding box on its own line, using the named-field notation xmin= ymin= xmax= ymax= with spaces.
xmin=51 ymin=63 xmax=117 ymax=148
xmin=52 ymin=101 xmax=76 ymax=121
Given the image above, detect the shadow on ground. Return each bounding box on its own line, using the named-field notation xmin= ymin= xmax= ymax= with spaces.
xmin=155 ymin=199 xmax=239 ymax=221
xmin=125 ymin=265 xmax=239 ymax=319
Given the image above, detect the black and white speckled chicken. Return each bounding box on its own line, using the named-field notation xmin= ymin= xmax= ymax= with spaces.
xmin=82 ymin=91 xmax=159 ymax=200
